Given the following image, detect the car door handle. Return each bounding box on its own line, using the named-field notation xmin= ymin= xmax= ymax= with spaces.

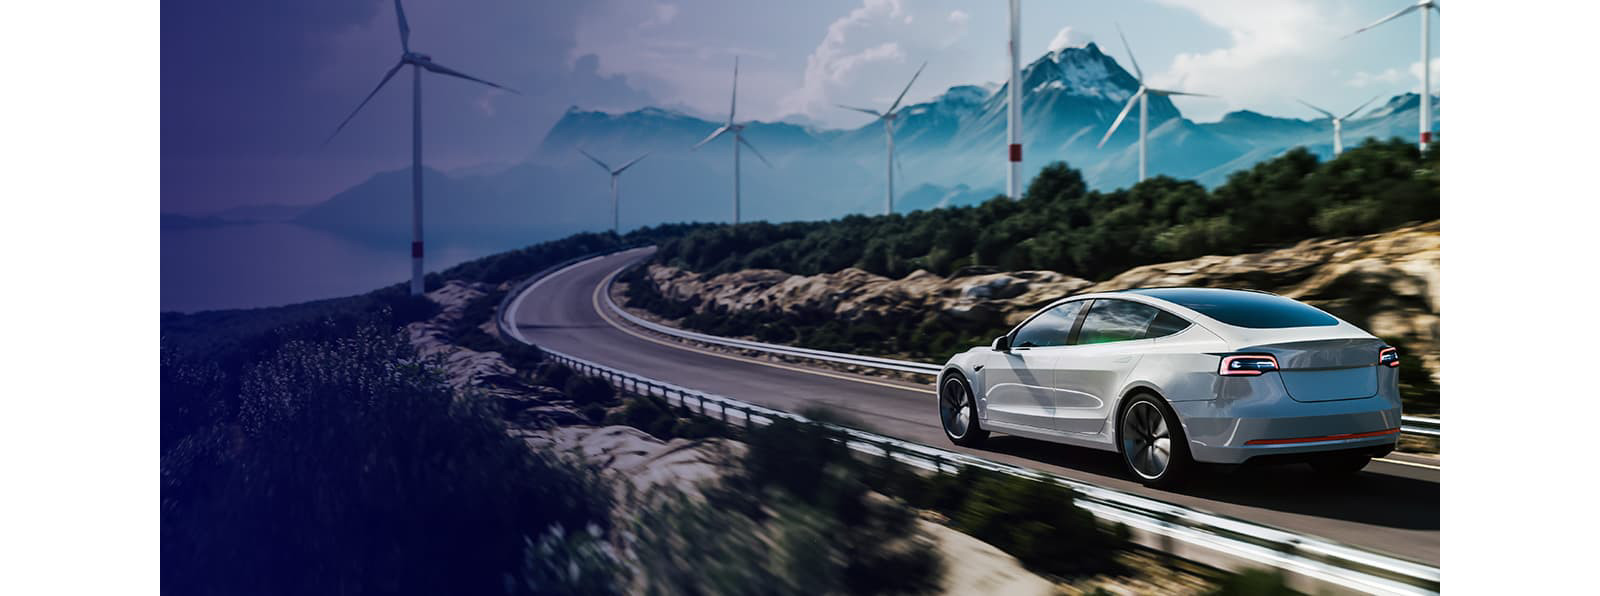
xmin=974 ymin=365 xmax=984 ymax=371
xmin=1113 ymin=356 xmax=1133 ymax=363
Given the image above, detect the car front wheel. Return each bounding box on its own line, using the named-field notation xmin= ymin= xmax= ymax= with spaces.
xmin=939 ymin=374 xmax=988 ymax=447
xmin=1118 ymin=394 xmax=1194 ymax=488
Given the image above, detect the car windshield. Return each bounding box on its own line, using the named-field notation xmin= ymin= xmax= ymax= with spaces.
xmin=1123 ymin=288 xmax=1338 ymax=329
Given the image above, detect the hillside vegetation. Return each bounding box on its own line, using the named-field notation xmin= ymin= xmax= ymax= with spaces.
xmin=655 ymin=138 xmax=1438 ymax=281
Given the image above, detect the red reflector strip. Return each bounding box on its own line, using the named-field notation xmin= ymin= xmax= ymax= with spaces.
xmin=1009 ymin=144 xmax=1022 ymax=162
xmin=412 ymin=242 xmax=424 ymax=258
xmin=1246 ymin=428 xmax=1399 ymax=446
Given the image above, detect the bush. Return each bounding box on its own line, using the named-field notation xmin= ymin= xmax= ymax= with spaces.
xmin=533 ymin=362 xmax=574 ymax=389
xmin=655 ymin=140 xmax=1437 ymax=281
xmin=952 ymin=471 xmax=1128 ymax=578
xmin=1204 ymin=568 xmax=1300 ymax=596
xmin=564 ymin=375 xmax=617 ymax=405
xmin=636 ymin=418 xmax=944 ymax=595
xmin=161 ymin=325 xmax=622 ymax=596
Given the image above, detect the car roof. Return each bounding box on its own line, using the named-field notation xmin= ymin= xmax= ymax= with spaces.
xmin=1028 ymin=287 xmax=1373 ymax=346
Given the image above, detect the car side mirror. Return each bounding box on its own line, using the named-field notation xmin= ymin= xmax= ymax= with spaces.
xmin=992 ymin=335 xmax=1011 ymax=352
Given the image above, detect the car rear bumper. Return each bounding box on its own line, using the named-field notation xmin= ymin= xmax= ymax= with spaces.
xmin=1170 ymin=398 xmax=1402 ymax=465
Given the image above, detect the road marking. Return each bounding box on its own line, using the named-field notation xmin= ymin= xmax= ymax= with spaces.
xmin=585 ymin=269 xmax=934 ymax=395
xmin=1375 ymin=457 xmax=1441 ymax=471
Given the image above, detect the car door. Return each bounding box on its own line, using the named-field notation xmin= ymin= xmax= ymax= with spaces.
xmin=1052 ymin=299 xmax=1177 ymax=434
xmin=982 ymin=300 xmax=1088 ymax=430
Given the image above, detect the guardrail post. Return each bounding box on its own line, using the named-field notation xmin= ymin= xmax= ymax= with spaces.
xmin=720 ymin=403 xmax=727 ymax=423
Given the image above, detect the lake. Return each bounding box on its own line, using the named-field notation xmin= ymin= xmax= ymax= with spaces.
xmin=161 ymin=223 xmax=516 ymax=312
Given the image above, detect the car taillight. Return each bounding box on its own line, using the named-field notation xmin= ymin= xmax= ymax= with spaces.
xmin=1379 ymin=347 xmax=1400 ymax=368
xmin=1219 ymin=354 xmax=1279 ymax=376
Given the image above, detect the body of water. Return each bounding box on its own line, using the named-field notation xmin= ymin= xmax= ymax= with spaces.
xmin=161 ymin=223 xmax=512 ymax=312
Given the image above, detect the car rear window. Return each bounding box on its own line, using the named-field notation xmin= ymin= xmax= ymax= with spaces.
xmin=1124 ymin=288 xmax=1339 ymax=329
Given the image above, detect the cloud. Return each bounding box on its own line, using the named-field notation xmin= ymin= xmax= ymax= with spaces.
xmin=947 ymin=10 xmax=969 ymax=26
xmin=1046 ymin=26 xmax=1076 ymax=53
xmin=779 ymin=0 xmax=909 ymax=117
xmin=640 ymin=3 xmax=677 ymax=29
xmin=1146 ymin=0 xmax=1351 ymax=121
xmin=1347 ymin=57 xmax=1439 ymax=93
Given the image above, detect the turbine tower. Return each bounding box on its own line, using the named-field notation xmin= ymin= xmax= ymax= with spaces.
xmin=837 ymin=61 xmax=927 ymax=215
xmin=691 ymin=57 xmax=772 ymax=225
xmin=1005 ymin=0 xmax=1022 ymax=200
xmin=1097 ymin=25 xmax=1213 ymax=183
xmin=577 ymin=149 xmax=649 ymax=235
xmin=1296 ymin=95 xmax=1380 ymax=156
xmin=1345 ymin=0 xmax=1438 ymax=151
xmin=326 ymin=0 xmax=518 ymax=296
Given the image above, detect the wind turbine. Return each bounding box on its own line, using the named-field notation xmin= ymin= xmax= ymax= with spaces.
xmin=1097 ymin=25 xmax=1213 ymax=183
xmin=1005 ymin=0 xmax=1022 ymax=200
xmin=325 ymin=0 xmax=518 ymax=296
xmin=1296 ymin=95 xmax=1380 ymax=156
xmin=691 ymin=57 xmax=772 ymax=225
xmin=577 ymin=149 xmax=649 ymax=235
xmin=837 ymin=61 xmax=927 ymax=215
xmin=1345 ymin=1 xmax=1438 ymax=151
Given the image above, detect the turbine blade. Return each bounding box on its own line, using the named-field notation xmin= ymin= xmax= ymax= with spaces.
xmin=692 ymin=125 xmax=731 ymax=150
xmin=1344 ymin=4 xmax=1421 ymax=38
xmin=886 ymin=61 xmax=928 ymax=114
xmin=394 ymin=0 xmax=411 ymax=52
xmin=1115 ymin=24 xmax=1143 ymax=81
xmin=325 ymin=60 xmax=405 ymax=146
xmin=836 ymin=104 xmax=884 ymax=118
xmin=1296 ymin=99 xmax=1335 ymax=119
xmin=577 ymin=148 xmax=611 ymax=172
xmin=1098 ymin=90 xmax=1143 ymax=149
xmin=420 ymin=61 xmax=521 ymax=94
xmin=738 ymin=134 xmax=773 ymax=167
xmin=1149 ymin=88 xmax=1215 ymax=98
xmin=731 ymin=57 xmax=740 ymax=123
xmin=614 ymin=152 xmax=650 ymax=174
xmin=1343 ymin=94 xmax=1383 ymax=120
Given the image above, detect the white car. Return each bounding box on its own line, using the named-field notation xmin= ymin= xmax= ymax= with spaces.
xmin=937 ymin=288 xmax=1403 ymax=487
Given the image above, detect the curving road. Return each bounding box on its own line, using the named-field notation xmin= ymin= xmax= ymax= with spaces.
xmin=508 ymin=247 xmax=1440 ymax=565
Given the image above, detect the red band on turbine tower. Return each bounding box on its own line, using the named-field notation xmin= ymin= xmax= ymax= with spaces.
xmin=1009 ymin=144 xmax=1022 ymax=162
xmin=1420 ymin=132 xmax=1432 ymax=144
xmin=412 ymin=242 xmax=424 ymax=258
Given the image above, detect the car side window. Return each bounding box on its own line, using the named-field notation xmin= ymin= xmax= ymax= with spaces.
xmin=1012 ymin=301 xmax=1087 ymax=348
xmin=1143 ymin=310 xmax=1191 ymax=339
xmin=1075 ymin=299 xmax=1166 ymax=345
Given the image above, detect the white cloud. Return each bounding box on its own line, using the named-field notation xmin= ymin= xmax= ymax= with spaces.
xmin=1146 ymin=0 xmax=1352 ymax=121
xmin=640 ymin=3 xmax=678 ymax=30
xmin=1046 ymin=26 xmax=1076 ymax=53
xmin=1347 ymin=57 xmax=1440 ymax=94
xmin=779 ymin=0 xmax=910 ymax=117
xmin=948 ymin=10 xmax=969 ymax=26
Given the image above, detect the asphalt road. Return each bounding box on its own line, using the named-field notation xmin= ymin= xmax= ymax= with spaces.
xmin=509 ymin=247 xmax=1440 ymax=565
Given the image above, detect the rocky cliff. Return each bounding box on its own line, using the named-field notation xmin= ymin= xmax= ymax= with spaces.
xmin=637 ymin=221 xmax=1440 ymax=385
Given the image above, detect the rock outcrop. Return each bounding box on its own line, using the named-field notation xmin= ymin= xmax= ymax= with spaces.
xmin=639 ymin=221 xmax=1440 ymax=383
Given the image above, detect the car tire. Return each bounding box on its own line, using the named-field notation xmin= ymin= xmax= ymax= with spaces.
xmin=1311 ymin=454 xmax=1371 ymax=476
xmin=1118 ymin=393 xmax=1193 ymax=488
xmin=939 ymin=374 xmax=988 ymax=447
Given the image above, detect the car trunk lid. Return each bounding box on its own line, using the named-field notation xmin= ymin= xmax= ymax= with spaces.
xmin=1247 ymin=338 xmax=1383 ymax=403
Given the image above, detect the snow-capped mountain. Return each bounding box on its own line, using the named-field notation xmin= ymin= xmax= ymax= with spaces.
xmin=297 ymin=43 xmax=1439 ymax=248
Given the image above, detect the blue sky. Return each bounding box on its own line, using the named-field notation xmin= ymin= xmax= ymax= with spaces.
xmin=162 ymin=0 xmax=1438 ymax=214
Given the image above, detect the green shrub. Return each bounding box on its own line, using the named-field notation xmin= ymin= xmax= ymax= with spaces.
xmin=564 ymin=375 xmax=617 ymax=405
xmin=1204 ymin=568 xmax=1300 ymax=596
xmin=161 ymin=325 xmax=621 ymax=596
xmin=952 ymin=471 xmax=1127 ymax=578
xmin=581 ymin=403 xmax=607 ymax=425
xmin=534 ymin=361 xmax=574 ymax=389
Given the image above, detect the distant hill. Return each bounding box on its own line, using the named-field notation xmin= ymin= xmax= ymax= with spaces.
xmin=288 ymin=42 xmax=1439 ymax=247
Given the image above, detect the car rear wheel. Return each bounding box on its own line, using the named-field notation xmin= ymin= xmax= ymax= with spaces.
xmin=1118 ymin=394 xmax=1193 ymax=488
xmin=939 ymin=374 xmax=988 ymax=447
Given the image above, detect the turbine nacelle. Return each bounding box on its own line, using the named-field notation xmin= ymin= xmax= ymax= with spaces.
xmin=403 ymin=52 xmax=433 ymax=65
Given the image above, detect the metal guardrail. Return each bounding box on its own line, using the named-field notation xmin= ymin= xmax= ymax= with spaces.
xmin=497 ymin=252 xmax=1440 ymax=596
xmin=599 ymin=266 xmax=1443 ymax=439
